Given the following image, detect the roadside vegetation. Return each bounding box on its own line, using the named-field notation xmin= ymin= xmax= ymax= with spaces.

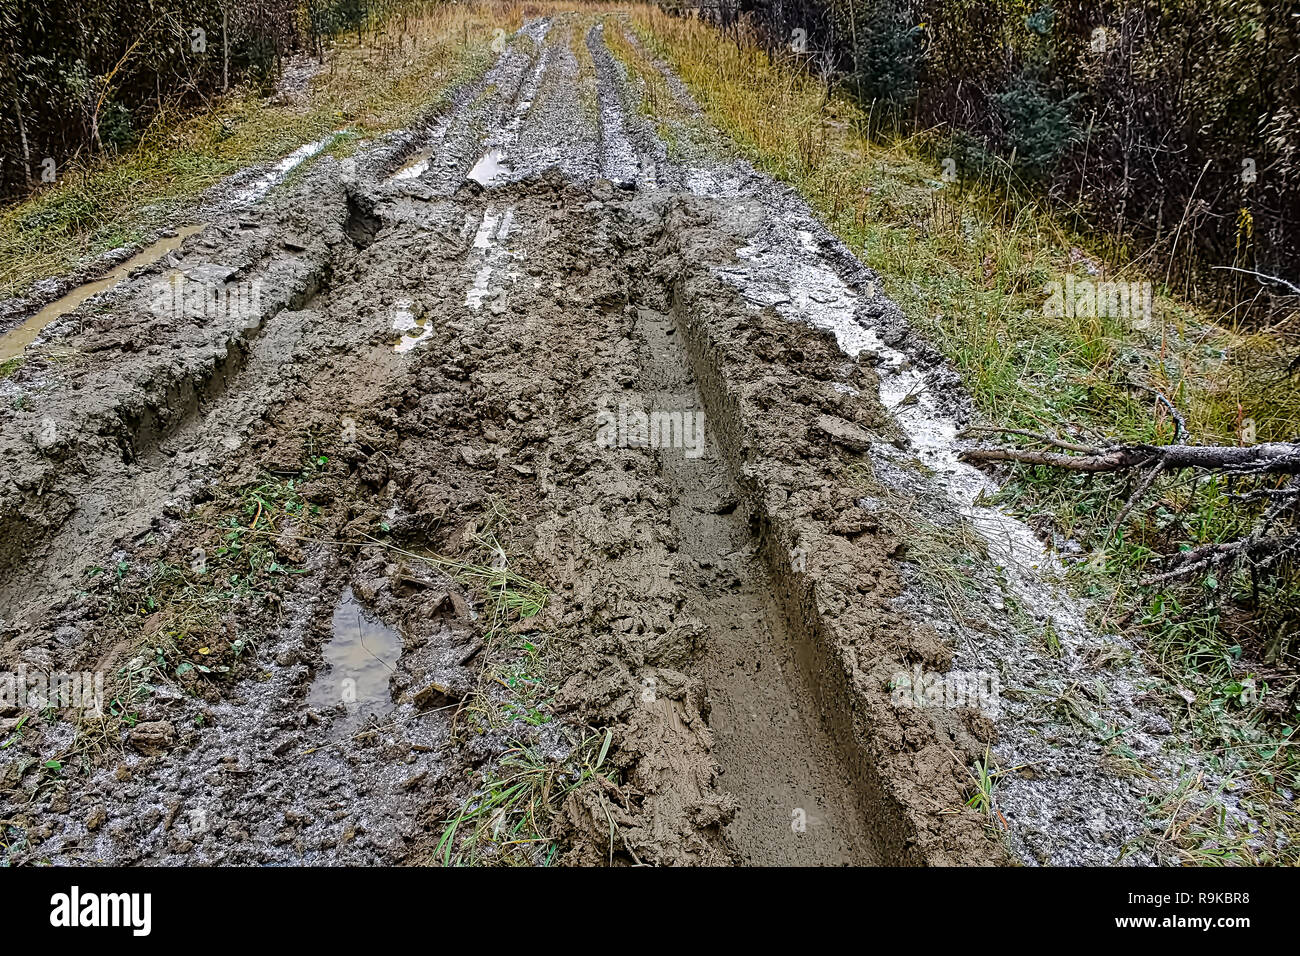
xmin=620 ymin=4 xmax=1298 ymax=862
xmin=678 ymin=0 xmax=1300 ymax=329
xmin=0 ymin=1 xmax=520 ymax=301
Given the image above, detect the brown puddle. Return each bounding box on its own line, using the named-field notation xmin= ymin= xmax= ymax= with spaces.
xmin=390 ymin=150 xmax=433 ymax=181
xmin=307 ymin=587 xmax=404 ymax=728
xmin=391 ymin=299 xmax=432 ymax=352
xmin=0 ymin=224 xmax=203 ymax=363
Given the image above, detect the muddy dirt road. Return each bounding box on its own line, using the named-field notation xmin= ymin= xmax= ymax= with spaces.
xmin=0 ymin=13 xmax=1203 ymax=866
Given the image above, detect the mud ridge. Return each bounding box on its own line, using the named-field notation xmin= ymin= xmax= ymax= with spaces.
xmin=0 ymin=172 xmax=355 ymax=598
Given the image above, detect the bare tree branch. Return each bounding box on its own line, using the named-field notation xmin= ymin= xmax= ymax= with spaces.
xmin=960 ymin=440 xmax=1300 ymax=475
xmin=1210 ymin=266 xmax=1300 ymax=296
xmin=1126 ymin=382 xmax=1188 ymax=443
xmin=1142 ymin=533 xmax=1300 ymax=585
xmin=964 ymin=431 xmax=1300 ymax=585
xmin=958 ymin=426 xmax=1102 ymax=455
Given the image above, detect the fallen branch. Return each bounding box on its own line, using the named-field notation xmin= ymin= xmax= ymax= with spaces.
xmin=961 ymin=433 xmax=1300 ymax=585
xmin=1142 ymin=532 xmax=1300 ymax=585
xmin=959 ymin=426 xmax=1100 ymax=455
xmin=1125 ymin=382 xmax=1188 ymax=443
xmin=1107 ymin=459 xmax=1165 ymax=539
xmin=960 ymin=440 xmax=1300 ymax=476
xmin=1210 ymin=265 xmax=1300 ymax=296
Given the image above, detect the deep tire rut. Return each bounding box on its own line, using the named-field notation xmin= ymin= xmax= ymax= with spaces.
xmin=633 ymin=303 xmax=877 ymax=864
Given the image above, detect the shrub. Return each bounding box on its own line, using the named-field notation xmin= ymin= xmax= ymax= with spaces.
xmin=993 ymin=78 xmax=1080 ymax=181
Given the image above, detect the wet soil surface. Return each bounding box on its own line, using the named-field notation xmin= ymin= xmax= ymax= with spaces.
xmin=0 ymin=13 xmax=1219 ymax=866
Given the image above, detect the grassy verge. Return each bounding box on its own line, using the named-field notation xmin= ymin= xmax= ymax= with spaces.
xmin=568 ymin=17 xmax=601 ymax=124
xmin=0 ymin=1 xmax=523 ymax=302
xmin=623 ymin=5 xmax=1299 ymax=862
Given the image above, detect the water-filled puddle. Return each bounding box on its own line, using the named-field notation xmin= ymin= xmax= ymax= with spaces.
xmin=468 ymin=149 xmax=510 ymax=186
xmin=390 ymin=150 xmax=432 ymax=181
xmin=465 ymin=206 xmax=516 ymax=311
xmin=307 ymin=587 xmax=403 ymax=727
xmin=391 ymin=299 xmax=431 ymax=352
xmin=0 ymin=225 xmax=203 ymax=363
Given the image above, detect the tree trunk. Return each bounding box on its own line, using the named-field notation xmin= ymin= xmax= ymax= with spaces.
xmin=223 ymin=6 xmax=230 ymax=93
xmin=13 ymin=90 xmax=31 ymax=188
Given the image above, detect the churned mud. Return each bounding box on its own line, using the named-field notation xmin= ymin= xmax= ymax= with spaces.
xmin=0 ymin=12 xmax=1219 ymax=866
